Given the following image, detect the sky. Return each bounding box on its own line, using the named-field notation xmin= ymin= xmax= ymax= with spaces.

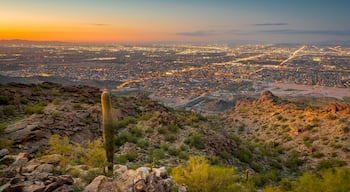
xmin=1 ymin=0 xmax=350 ymax=43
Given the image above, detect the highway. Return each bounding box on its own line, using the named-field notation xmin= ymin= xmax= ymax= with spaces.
xmin=280 ymin=45 xmax=305 ymax=65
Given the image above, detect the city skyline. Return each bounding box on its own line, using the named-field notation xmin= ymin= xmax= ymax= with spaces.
xmin=1 ymin=0 xmax=350 ymax=43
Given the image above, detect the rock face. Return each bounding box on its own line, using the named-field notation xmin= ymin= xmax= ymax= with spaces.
xmin=83 ymin=166 xmax=179 ymax=192
xmin=1 ymin=83 xmax=102 ymax=154
xmin=0 ymin=152 xmax=182 ymax=192
xmin=0 ymin=152 xmax=74 ymax=192
xmin=257 ymin=90 xmax=277 ymax=103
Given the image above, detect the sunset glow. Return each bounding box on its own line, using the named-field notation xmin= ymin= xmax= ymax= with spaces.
xmin=1 ymin=0 xmax=350 ymax=43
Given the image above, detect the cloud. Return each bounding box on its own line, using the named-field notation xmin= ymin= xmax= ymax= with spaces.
xmin=259 ymin=29 xmax=350 ymax=36
xmin=91 ymin=23 xmax=110 ymax=26
xmin=254 ymin=23 xmax=288 ymax=26
xmin=223 ymin=29 xmax=250 ymax=35
xmin=176 ymin=30 xmax=216 ymax=37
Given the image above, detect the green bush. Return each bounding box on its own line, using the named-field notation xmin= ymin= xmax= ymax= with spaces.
xmin=236 ymin=148 xmax=253 ymax=163
xmin=136 ymin=138 xmax=149 ymax=149
xmin=168 ymin=123 xmax=180 ymax=133
xmin=316 ymin=159 xmax=346 ymax=171
xmin=326 ymin=114 xmax=337 ymax=120
xmin=53 ymin=98 xmax=61 ymax=105
xmin=72 ymin=103 xmax=83 ymax=109
xmin=24 ymin=103 xmax=46 ymax=114
xmin=0 ymin=96 xmax=9 ymax=105
xmin=218 ymin=151 xmax=230 ymax=160
xmin=114 ymin=132 xmax=137 ymax=147
xmin=168 ymin=147 xmax=179 ymax=156
xmin=115 ymin=152 xmax=137 ymax=164
xmin=3 ymin=105 xmax=16 ymax=116
xmin=184 ymin=132 xmax=205 ymax=149
xmin=294 ymin=168 xmax=350 ymax=192
xmin=0 ymin=123 xmax=6 ymax=135
xmin=148 ymin=149 xmax=165 ymax=163
xmin=285 ymin=150 xmax=303 ymax=171
xmin=80 ymin=139 xmax=107 ymax=169
xmin=82 ymin=169 xmax=101 ymax=184
xmin=157 ymin=126 xmax=166 ymax=134
xmin=165 ymin=134 xmax=176 ymax=142
xmin=171 ymin=156 xmax=238 ymax=192
xmin=247 ymin=170 xmax=281 ymax=188
xmin=130 ymin=126 xmax=143 ymax=137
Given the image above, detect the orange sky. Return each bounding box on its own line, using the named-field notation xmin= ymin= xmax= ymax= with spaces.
xmin=1 ymin=0 xmax=350 ymax=43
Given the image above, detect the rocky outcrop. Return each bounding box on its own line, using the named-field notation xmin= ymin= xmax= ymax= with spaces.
xmin=257 ymin=90 xmax=278 ymax=103
xmin=84 ymin=166 xmax=178 ymax=192
xmin=0 ymin=152 xmax=182 ymax=192
xmin=324 ymin=102 xmax=350 ymax=113
xmin=0 ymin=152 xmax=74 ymax=192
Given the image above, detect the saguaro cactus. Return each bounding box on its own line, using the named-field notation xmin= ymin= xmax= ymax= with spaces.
xmin=101 ymin=90 xmax=114 ymax=173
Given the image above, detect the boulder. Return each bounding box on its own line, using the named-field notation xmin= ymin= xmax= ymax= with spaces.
xmin=0 ymin=149 xmax=9 ymax=158
xmin=22 ymin=184 xmax=46 ymax=192
xmin=35 ymin=164 xmax=53 ymax=173
xmin=83 ymin=175 xmax=107 ymax=192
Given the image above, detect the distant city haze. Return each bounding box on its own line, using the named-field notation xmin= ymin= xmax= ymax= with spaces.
xmin=1 ymin=0 xmax=350 ymax=43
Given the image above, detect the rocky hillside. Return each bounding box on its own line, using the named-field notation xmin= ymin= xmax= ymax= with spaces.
xmin=0 ymin=83 xmax=349 ymax=191
xmin=225 ymin=90 xmax=350 ymax=170
xmin=1 ymin=82 xmax=102 ymax=154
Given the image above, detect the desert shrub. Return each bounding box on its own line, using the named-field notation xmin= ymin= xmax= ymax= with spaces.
xmin=3 ymin=105 xmax=16 ymax=116
xmin=236 ymin=148 xmax=253 ymax=163
xmin=326 ymin=114 xmax=337 ymax=120
xmin=115 ymin=152 xmax=137 ymax=164
xmin=136 ymin=138 xmax=149 ymax=149
xmin=263 ymin=186 xmax=283 ymax=192
xmin=218 ymin=151 xmax=230 ymax=160
xmin=186 ymin=113 xmax=200 ymax=124
xmin=303 ymin=136 xmax=313 ymax=147
xmin=238 ymin=123 xmax=246 ymax=132
xmin=0 ymin=123 xmax=7 ymax=135
xmin=49 ymin=135 xmax=107 ymax=170
xmin=168 ymin=147 xmax=179 ymax=156
xmin=276 ymin=115 xmax=288 ymax=122
xmin=0 ymin=123 xmax=10 ymax=150
xmin=51 ymin=110 xmax=62 ymax=118
xmin=52 ymin=98 xmax=61 ymax=105
xmin=114 ymin=116 xmax=137 ymax=130
xmin=72 ymin=103 xmax=83 ymax=109
xmin=228 ymin=133 xmax=241 ymax=144
xmin=48 ymin=134 xmax=75 ymax=168
xmin=342 ymin=126 xmax=349 ymax=133
xmin=285 ymin=150 xmax=303 ymax=171
xmin=49 ymin=134 xmax=73 ymax=157
xmin=24 ymin=103 xmax=46 ymax=114
xmin=82 ymin=169 xmax=101 ymax=184
xmin=130 ymin=126 xmax=143 ymax=137
xmin=165 ymin=134 xmax=176 ymax=142
xmin=294 ymin=168 xmax=350 ymax=192
xmin=168 ymin=123 xmax=180 ymax=133
xmin=80 ymin=139 xmax=107 ymax=169
xmin=316 ymin=159 xmax=346 ymax=171
xmin=177 ymin=151 xmax=189 ymax=160
xmin=171 ymin=156 xmax=238 ymax=192
xmin=0 ymin=137 xmax=13 ymax=150
xmin=0 ymin=96 xmax=9 ymax=105
xmin=148 ymin=149 xmax=165 ymax=163
xmin=247 ymin=170 xmax=281 ymax=188
xmin=114 ymin=132 xmax=137 ymax=147
xmin=184 ymin=132 xmax=205 ymax=149
xmin=157 ymin=126 xmax=166 ymax=134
